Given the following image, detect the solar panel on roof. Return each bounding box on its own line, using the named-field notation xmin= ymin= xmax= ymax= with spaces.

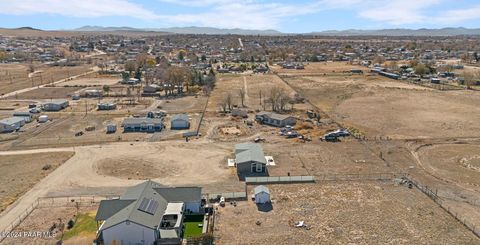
xmin=138 ymin=198 xmax=158 ymax=215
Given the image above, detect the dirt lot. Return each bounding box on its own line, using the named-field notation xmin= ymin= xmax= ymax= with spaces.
xmin=61 ymin=76 xmax=120 ymax=86
xmin=0 ymin=64 xmax=93 ymax=95
xmin=0 ymin=152 xmax=74 ymax=213
xmin=2 ymin=206 xmax=97 ymax=245
xmin=215 ymin=182 xmax=479 ymax=244
xmin=417 ymin=142 xmax=480 ymax=189
xmin=7 ymin=87 xmax=81 ymax=100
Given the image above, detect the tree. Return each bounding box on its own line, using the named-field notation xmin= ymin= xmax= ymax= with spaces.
xmin=414 ymin=63 xmax=429 ymax=76
xmin=201 ymin=54 xmax=207 ymax=62
xmin=134 ymin=68 xmax=142 ymax=81
xmin=103 ymin=85 xmax=110 ymax=96
xmin=125 ymin=61 xmax=136 ymax=76
xmin=28 ymin=64 xmax=35 ymax=73
xmin=225 ymin=93 xmax=233 ymax=111
xmin=463 ymin=70 xmax=480 ymax=89
xmin=178 ymin=50 xmax=186 ymax=61
xmin=121 ymin=72 xmax=130 ymax=81
xmin=238 ymin=87 xmax=246 ymax=107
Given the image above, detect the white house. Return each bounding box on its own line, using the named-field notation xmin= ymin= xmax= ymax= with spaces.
xmin=0 ymin=117 xmax=26 ymax=133
xmin=123 ymin=117 xmax=164 ymax=132
xmin=95 ymin=181 xmax=202 ymax=245
xmin=254 ymin=185 xmax=270 ymax=204
xmin=170 ymin=114 xmax=190 ymax=130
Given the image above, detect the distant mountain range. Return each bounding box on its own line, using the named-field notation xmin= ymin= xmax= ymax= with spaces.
xmin=2 ymin=26 xmax=480 ymax=36
xmin=309 ymin=27 xmax=480 ymax=36
xmin=73 ymin=25 xmax=282 ymax=35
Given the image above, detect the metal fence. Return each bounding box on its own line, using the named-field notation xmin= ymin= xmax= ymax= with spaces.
xmin=245 ymin=176 xmax=315 ymax=185
xmin=407 ymin=177 xmax=480 ymax=238
xmin=204 ymin=192 xmax=247 ymax=202
xmin=315 ymin=172 xmax=406 ymax=182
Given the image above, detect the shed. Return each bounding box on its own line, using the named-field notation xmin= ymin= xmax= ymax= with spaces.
xmin=171 ymin=114 xmax=190 ymax=130
xmin=254 ymin=186 xmax=270 ymax=204
xmin=12 ymin=112 xmax=32 ymax=123
xmin=38 ymin=115 xmax=49 ymax=123
xmin=106 ymin=123 xmax=117 ymax=134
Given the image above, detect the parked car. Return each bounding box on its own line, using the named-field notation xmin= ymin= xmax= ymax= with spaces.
xmin=29 ymin=108 xmax=40 ymax=113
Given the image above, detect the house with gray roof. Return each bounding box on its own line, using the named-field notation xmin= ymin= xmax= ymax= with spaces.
xmin=256 ymin=111 xmax=296 ymax=127
xmin=123 ymin=117 xmax=164 ymax=132
xmin=94 ymin=180 xmax=202 ymax=245
xmin=235 ymin=143 xmax=268 ymax=180
xmin=42 ymin=100 xmax=69 ymax=111
xmin=0 ymin=117 xmax=26 ymax=133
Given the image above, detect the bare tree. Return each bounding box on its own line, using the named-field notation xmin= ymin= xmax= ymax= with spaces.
xmin=225 ymin=93 xmax=233 ymax=111
xmin=463 ymin=70 xmax=480 ymax=89
xmin=238 ymin=87 xmax=246 ymax=107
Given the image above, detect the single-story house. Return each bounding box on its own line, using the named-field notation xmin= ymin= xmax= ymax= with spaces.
xmin=83 ymin=89 xmax=103 ymax=97
xmin=144 ymin=84 xmax=161 ymax=93
xmin=231 ymin=108 xmax=248 ymax=118
xmin=235 ymin=143 xmax=267 ymax=180
xmin=256 ymin=111 xmax=296 ymax=127
xmin=12 ymin=112 xmax=32 ymax=123
xmin=97 ymin=103 xmax=117 ymax=110
xmin=94 ymin=180 xmax=202 ymax=245
xmin=254 ymin=185 xmax=271 ymax=204
xmin=170 ymin=114 xmax=190 ymax=130
xmin=0 ymin=117 xmax=26 ymax=133
xmin=123 ymin=117 xmax=164 ymax=132
xmin=42 ymin=100 xmax=69 ymax=111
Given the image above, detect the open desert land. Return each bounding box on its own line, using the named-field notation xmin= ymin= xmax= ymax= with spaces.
xmin=215 ymin=182 xmax=479 ymax=245
xmin=0 ymin=64 xmax=94 ymax=95
xmin=0 ymin=152 xmax=74 ymax=213
xmin=281 ymin=65 xmax=480 ymax=139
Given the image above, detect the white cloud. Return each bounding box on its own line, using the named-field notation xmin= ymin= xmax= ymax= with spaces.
xmin=0 ymin=0 xmax=158 ymax=20
xmin=434 ymin=5 xmax=480 ymax=24
xmin=358 ymin=0 xmax=442 ymax=25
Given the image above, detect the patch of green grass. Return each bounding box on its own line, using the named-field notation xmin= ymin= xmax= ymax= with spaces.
xmin=183 ymin=215 xmax=204 ymax=238
xmin=62 ymin=212 xmax=97 ymax=240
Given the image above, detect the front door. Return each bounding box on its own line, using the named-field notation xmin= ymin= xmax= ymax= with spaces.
xmin=256 ymin=163 xmax=263 ymax=173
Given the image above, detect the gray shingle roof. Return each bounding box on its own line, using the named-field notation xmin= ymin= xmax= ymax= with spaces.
xmin=123 ymin=117 xmax=163 ymax=125
xmin=96 ymin=180 xmax=201 ymax=231
xmin=235 ymin=143 xmax=266 ymax=164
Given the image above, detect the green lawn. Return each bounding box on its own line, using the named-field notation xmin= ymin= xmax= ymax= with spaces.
xmin=62 ymin=212 xmax=97 ymax=240
xmin=183 ymin=215 xmax=204 ymax=238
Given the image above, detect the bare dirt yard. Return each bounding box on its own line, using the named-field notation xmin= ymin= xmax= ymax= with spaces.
xmin=61 ymin=76 xmax=120 ymax=87
xmin=0 ymin=152 xmax=74 ymax=213
xmin=215 ymin=182 xmax=479 ymax=244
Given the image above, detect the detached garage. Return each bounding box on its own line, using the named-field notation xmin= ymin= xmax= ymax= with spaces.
xmin=171 ymin=114 xmax=190 ymax=130
xmin=254 ymin=185 xmax=270 ymax=204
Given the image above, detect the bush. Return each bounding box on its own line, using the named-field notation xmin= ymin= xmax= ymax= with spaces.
xmin=42 ymin=164 xmax=52 ymax=171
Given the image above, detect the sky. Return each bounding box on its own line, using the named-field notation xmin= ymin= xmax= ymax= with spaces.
xmin=0 ymin=0 xmax=480 ymax=33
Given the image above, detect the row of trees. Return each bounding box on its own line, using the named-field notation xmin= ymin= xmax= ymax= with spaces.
xmin=218 ymin=85 xmax=293 ymax=113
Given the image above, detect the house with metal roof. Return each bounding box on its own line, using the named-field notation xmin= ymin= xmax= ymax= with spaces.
xmin=94 ymin=180 xmax=202 ymax=245
xmin=256 ymin=111 xmax=296 ymax=127
xmin=170 ymin=114 xmax=190 ymax=130
xmin=235 ymin=143 xmax=268 ymax=180
xmin=0 ymin=117 xmax=26 ymax=133
xmin=42 ymin=100 xmax=69 ymax=111
xmin=123 ymin=117 xmax=164 ymax=132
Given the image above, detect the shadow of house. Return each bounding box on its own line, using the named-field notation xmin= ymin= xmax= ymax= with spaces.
xmin=256 ymin=203 xmax=273 ymax=212
xmin=234 ymin=143 xmax=269 ymax=181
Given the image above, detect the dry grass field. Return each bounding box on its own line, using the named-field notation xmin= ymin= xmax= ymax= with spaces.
xmin=7 ymin=87 xmax=81 ymax=100
xmin=272 ymin=62 xmax=369 ymax=76
xmin=0 ymin=64 xmax=93 ymax=95
xmin=0 ymin=152 xmax=74 ymax=213
xmin=215 ymin=182 xmax=479 ymax=245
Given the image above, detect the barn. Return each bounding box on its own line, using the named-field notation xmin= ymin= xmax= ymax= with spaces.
xmin=171 ymin=114 xmax=190 ymax=130
xmin=254 ymin=185 xmax=270 ymax=204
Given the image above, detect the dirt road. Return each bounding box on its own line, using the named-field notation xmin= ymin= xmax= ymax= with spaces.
xmin=0 ymin=140 xmax=236 ymax=232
